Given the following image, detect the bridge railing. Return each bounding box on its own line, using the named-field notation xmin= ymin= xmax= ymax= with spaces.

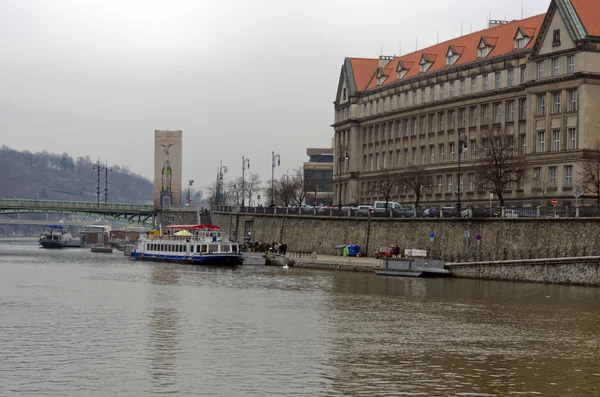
xmin=0 ymin=198 xmax=154 ymax=213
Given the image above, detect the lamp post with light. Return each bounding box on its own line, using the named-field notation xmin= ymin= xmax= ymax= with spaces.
xmin=456 ymin=135 xmax=468 ymax=212
xmin=337 ymin=144 xmax=349 ymax=211
xmin=187 ymin=180 xmax=194 ymax=206
xmin=271 ymin=151 xmax=281 ymax=207
xmin=241 ymin=156 xmax=250 ymax=207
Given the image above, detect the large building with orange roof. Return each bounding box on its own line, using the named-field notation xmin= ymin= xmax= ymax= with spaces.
xmin=332 ymin=0 xmax=600 ymax=209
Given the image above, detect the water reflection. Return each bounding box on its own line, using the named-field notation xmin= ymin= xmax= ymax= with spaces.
xmin=325 ymin=272 xmax=600 ymax=396
xmin=147 ymin=265 xmax=181 ymax=395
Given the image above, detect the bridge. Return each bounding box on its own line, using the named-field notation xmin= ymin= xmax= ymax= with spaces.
xmin=0 ymin=199 xmax=156 ymax=225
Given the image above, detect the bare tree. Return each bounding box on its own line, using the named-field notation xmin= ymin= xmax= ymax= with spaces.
xmin=245 ymin=173 xmax=262 ymax=206
xmin=579 ymin=140 xmax=600 ymax=206
xmin=276 ymin=175 xmax=296 ymax=207
xmin=476 ymin=128 xmax=524 ymax=207
xmin=291 ymin=167 xmax=310 ymax=206
xmin=371 ymin=169 xmax=400 ymax=210
xmin=401 ymin=164 xmax=430 ymax=208
xmin=225 ymin=178 xmax=243 ymax=205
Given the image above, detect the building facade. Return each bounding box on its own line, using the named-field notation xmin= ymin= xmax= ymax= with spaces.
xmin=303 ymin=148 xmax=334 ymax=205
xmin=332 ymin=0 xmax=600 ymax=208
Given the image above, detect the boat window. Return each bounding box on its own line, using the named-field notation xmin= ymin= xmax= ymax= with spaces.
xmin=209 ymin=244 xmax=219 ymax=253
xmin=201 ymin=245 xmax=207 ymax=253
xmin=223 ymin=244 xmax=232 ymax=252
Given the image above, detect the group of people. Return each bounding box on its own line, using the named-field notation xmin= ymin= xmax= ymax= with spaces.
xmin=242 ymin=241 xmax=288 ymax=255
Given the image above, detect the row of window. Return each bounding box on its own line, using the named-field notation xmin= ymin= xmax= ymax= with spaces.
xmin=533 ymin=165 xmax=574 ymax=188
xmin=362 ymin=165 xmax=574 ymax=197
xmin=146 ymin=243 xmax=237 ymax=253
xmin=536 ymin=89 xmax=578 ymax=116
xmin=360 ymin=89 xmax=578 ymax=145
xmin=348 ymin=55 xmax=577 ymax=120
xmin=536 ymin=128 xmax=578 ymax=153
xmin=362 ymin=127 xmax=578 ymax=171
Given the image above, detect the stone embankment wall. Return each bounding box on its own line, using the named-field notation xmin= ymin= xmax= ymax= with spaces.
xmin=447 ymin=257 xmax=600 ymax=286
xmin=211 ymin=212 xmax=600 ymax=260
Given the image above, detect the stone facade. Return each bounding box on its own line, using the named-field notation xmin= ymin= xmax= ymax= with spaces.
xmin=447 ymin=257 xmax=600 ymax=286
xmin=211 ymin=212 xmax=600 ymax=260
xmin=332 ymin=0 xmax=600 ymax=208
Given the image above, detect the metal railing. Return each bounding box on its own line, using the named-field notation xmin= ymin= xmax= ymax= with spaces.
xmin=436 ymin=244 xmax=600 ymax=263
xmin=212 ymin=204 xmax=600 ymax=219
xmin=0 ymin=198 xmax=154 ymax=213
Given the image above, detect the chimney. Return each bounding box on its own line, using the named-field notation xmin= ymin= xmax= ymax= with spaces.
xmin=379 ymin=55 xmax=394 ymax=68
xmin=489 ymin=19 xmax=509 ymax=28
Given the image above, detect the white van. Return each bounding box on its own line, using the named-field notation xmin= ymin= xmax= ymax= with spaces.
xmin=373 ymin=201 xmax=402 ymax=213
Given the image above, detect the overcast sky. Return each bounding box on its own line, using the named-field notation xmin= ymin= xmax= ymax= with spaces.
xmin=0 ymin=0 xmax=550 ymax=196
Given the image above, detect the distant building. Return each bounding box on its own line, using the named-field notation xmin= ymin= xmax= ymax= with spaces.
xmin=304 ymin=148 xmax=333 ymax=205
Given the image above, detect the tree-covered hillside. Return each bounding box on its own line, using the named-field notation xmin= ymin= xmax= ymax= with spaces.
xmin=0 ymin=146 xmax=153 ymax=203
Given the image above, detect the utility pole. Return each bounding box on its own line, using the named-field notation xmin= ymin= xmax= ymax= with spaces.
xmin=92 ymin=158 xmax=104 ymax=205
xmin=271 ymin=151 xmax=281 ymax=206
xmin=104 ymin=160 xmax=112 ymax=203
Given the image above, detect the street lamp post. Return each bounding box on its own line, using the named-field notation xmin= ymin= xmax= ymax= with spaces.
xmin=104 ymin=161 xmax=112 ymax=203
xmin=271 ymin=151 xmax=281 ymax=206
xmin=92 ymin=158 xmax=104 ymax=205
xmin=337 ymin=144 xmax=349 ymax=211
xmin=216 ymin=162 xmax=227 ymax=206
xmin=456 ymin=135 xmax=468 ymax=212
xmin=241 ymin=156 xmax=250 ymax=207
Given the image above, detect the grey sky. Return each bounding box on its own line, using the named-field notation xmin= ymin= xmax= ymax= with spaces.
xmin=0 ymin=0 xmax=550 ymax=196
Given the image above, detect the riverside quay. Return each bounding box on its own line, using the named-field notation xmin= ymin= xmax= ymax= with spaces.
xmin=332 ymin=0 xmax=600 ymax=208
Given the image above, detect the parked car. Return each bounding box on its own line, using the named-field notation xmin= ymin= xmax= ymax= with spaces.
xmin=448 ymin=208 xmax=470 ymax=218
xmin=373 ymin=201 xmax=403 ymax=213
xmin=357 ymin=205 xmax=374 ymax=216
xmin=471 ymin=207 xmax=501 ymax=218
xmin=424 ymin=208 xmax=440 ymax=217
xmin=374 ymin=247 xmax=394 ymax=259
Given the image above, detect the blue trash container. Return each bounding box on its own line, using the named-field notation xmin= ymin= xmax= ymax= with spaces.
xmin=347 ymin=245 xmax=360 ymax=257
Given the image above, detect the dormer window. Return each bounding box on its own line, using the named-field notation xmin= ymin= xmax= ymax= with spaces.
xmin=446 ymin=45 xmax=463 ymax=66
xmin=477 ymin=37 xmax=496 ymax=58
xmin=514 ymin=27 xmax=533 ymax=49
xmin=419 ymin=54 xmax=435 ymax=73
xmin=342 ymin=88 xmax=347 ymax=100
xmin=396 ymin=61 xmax=411 ymax=79
xmin=376 ymin=68 xmax=387 ymax=86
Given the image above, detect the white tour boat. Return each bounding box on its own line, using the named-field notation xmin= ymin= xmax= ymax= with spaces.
xmin=130 ymin=224 xmax=243 ymax=266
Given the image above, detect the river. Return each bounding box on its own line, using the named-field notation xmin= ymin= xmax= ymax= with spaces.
xmin=1 ymin=237 xmax=599 ymax=396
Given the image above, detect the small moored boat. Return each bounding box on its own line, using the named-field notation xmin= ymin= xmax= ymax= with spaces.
xmin=130 ymin=224 xmax=243 ymax=266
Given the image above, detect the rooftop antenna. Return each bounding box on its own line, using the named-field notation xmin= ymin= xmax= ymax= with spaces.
xmin=399 ymin=41 xmax=402 ymax=56
xmin=521 ymin=2 xmax=524 ymax=19
xmin=415 ymin=37 xmax=418 ymax=51
xmin=380 ymin=44 xmax=383 ymax=56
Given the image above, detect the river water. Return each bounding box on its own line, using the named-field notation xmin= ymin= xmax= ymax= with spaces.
xmin=1 ymin=237 xmax=599 ymax=396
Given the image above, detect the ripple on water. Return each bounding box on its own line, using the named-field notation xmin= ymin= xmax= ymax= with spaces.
xmin=1 ymin=240 xmax=600 ymax=396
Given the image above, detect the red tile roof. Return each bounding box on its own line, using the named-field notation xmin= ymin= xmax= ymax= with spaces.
xmin=349 ymin=58 xmax=379 ymax=92
xmin=571 ymin=0 xmax=600 ymax=37
xmin=352 ymin=14 xmax=545 ymax=92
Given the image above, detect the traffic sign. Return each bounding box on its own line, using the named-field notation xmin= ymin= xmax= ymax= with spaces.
xmin=429 ymin=230 xmax=435 ymax=242
xmin=574 ymin=186 xmax=582 ymax=199
xmin=476 ymin=234 xmax=482 ymax=241
xmin=463 ymin=231 xmax=471 ymax=239
xmin=551 ymin=198 xmax=558 ymax=206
